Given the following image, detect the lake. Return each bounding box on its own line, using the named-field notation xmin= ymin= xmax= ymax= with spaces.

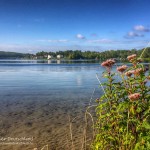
xmin=0 ymin=60 xmax=149 ymax=150
xmin=0 ymin=60 xmax=104 ymax=102
xmin=0 ymin=60 xmax=105 ymax=150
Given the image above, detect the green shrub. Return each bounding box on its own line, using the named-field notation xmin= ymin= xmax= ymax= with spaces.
xmin=93 ymin=54 xmax=150 ymax=150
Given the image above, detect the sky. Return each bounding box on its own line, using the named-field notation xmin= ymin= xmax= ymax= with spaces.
xmin=0 ymin=0 xmax=150 ymax=53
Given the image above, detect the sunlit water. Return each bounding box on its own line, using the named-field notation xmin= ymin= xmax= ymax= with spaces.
xmin=0 ymin=61 xmax=105 ymax=103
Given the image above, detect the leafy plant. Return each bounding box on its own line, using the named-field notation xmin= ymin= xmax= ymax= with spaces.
xmin=92 ymin=54 xmax=150 ymax=150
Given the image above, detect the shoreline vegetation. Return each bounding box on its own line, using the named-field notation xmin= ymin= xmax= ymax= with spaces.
xmin=0 ymin=47 xmax=150 ymax=61
xmin=0 ymin=49 xmax=149 ymax=150
xmin=93 ymin=54 xmax=150 ymax=149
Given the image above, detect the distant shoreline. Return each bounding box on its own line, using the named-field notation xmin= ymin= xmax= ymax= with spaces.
xmin=0 ymin=48 xmax=150 ymax=61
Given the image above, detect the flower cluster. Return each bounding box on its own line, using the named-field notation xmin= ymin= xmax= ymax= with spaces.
xmin=133 ymin=68 xmax=143 ymax=76
xmin=125 ymin=70 xmax=133 ymax=77
xmin=125 ymin=68 xmax=144 ymax=77
xmin=127 ymin=54 xmax=137 ymax=62
xmin=101 ymin=59 xmax=115 ymax=68
xmin=128 ymin=93 xmax=141 ymax=101
xmin=117 ymin=65 xmax=128 ymax=73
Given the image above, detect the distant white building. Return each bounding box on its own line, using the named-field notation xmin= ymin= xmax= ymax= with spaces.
xmin=47 ymin=55 xmax=53 ymax=59
xmin=57 ymin=54 xmax=63 ymax=59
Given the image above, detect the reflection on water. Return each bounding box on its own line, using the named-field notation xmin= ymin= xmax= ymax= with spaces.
xmin=57 ymin=60 xmax=61 ymax=64
xmin=0 ymin=59 xmax=149 ymax=64
xmin=0 ymin=61 xmax=149 ymax=103
xmin=0 ymin=63 xmax=104 ymax=103
xmin=48 ymin=60 xmax=51 ymax=64
xmin=0 ymin=59 xmax=100 ymax=64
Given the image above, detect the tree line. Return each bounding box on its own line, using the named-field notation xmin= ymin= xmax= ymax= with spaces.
xmin=0 ymin=47 xmax=150 ymax=59
xmin=0 ymin=51 xmax=34 ymax=59
xmin=36 ymin=48 xmax=150 ymax=60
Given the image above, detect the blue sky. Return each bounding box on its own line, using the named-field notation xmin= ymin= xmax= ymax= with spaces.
xmin=0 ymin=0 xmax=150 ymax=53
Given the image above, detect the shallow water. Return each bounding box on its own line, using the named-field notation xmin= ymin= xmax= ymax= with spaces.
xmin=0 ymin=61 xmax=104 ymax=149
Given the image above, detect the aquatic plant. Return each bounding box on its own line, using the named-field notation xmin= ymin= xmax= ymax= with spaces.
xmin=93 ymin=54 xmax=150 ymax=149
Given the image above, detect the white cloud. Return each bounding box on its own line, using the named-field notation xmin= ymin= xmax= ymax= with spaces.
xmin=124 ymin=31 xmax=144 ymax=38
xmin=124 ymin=25 xmax=149 ymax=39
xmin=76 ymin=34 xmax=85 ymax=39
xmin=134 ymin=25 xmax=149 ymax=32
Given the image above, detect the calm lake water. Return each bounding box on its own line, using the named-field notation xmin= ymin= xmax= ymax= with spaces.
xmin=0 ymin=60 xmax=149 ymax=103
xmin=0 ymin=60 xmax=105 ymax=103
xmin=0 ymin=60 xmax=149 ymax=150
xmin=0 ymin=60 xmax=107 ymax=150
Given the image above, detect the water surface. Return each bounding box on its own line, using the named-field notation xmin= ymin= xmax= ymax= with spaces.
xmin=0 ymin=60 xmax=149 ymax=150
xmin=0 ymin=61 xmax=104 ymax=103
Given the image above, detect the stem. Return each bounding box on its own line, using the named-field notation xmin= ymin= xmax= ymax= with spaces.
xmin=120 ymin=73 xmax=131 ymax=95
xmin=126 ymin=108 xmax=130 ymax=150
xmin=139 ymin=41 xmax=150 ymax=59
xmin=96 ymin=73 xmax=109 ymax=101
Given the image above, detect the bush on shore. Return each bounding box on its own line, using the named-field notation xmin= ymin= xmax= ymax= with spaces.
xmin=93 ymin=54 xmax=150 ymax=150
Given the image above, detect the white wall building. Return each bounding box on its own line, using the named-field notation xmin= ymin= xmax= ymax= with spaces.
xmin=47 ymin=55 xmax=53 ymax=59
xmin=57 ymin=55 xmax=63 ymax=59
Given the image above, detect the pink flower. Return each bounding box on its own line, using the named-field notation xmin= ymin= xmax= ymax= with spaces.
xmin=117 ymin=65 xmax=128 ymax=73
xmin=101 ymin=59 xmax=115 ymax=68
xmin=125 ymin=70 xmax=133 ymax=77
xmin=133 ymin=68 xmax=143 ymax=76
xmin=128 ymin=93 xmax=141 ymax=101
xmin=127 ymin=54 xmax=137 ymax=62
